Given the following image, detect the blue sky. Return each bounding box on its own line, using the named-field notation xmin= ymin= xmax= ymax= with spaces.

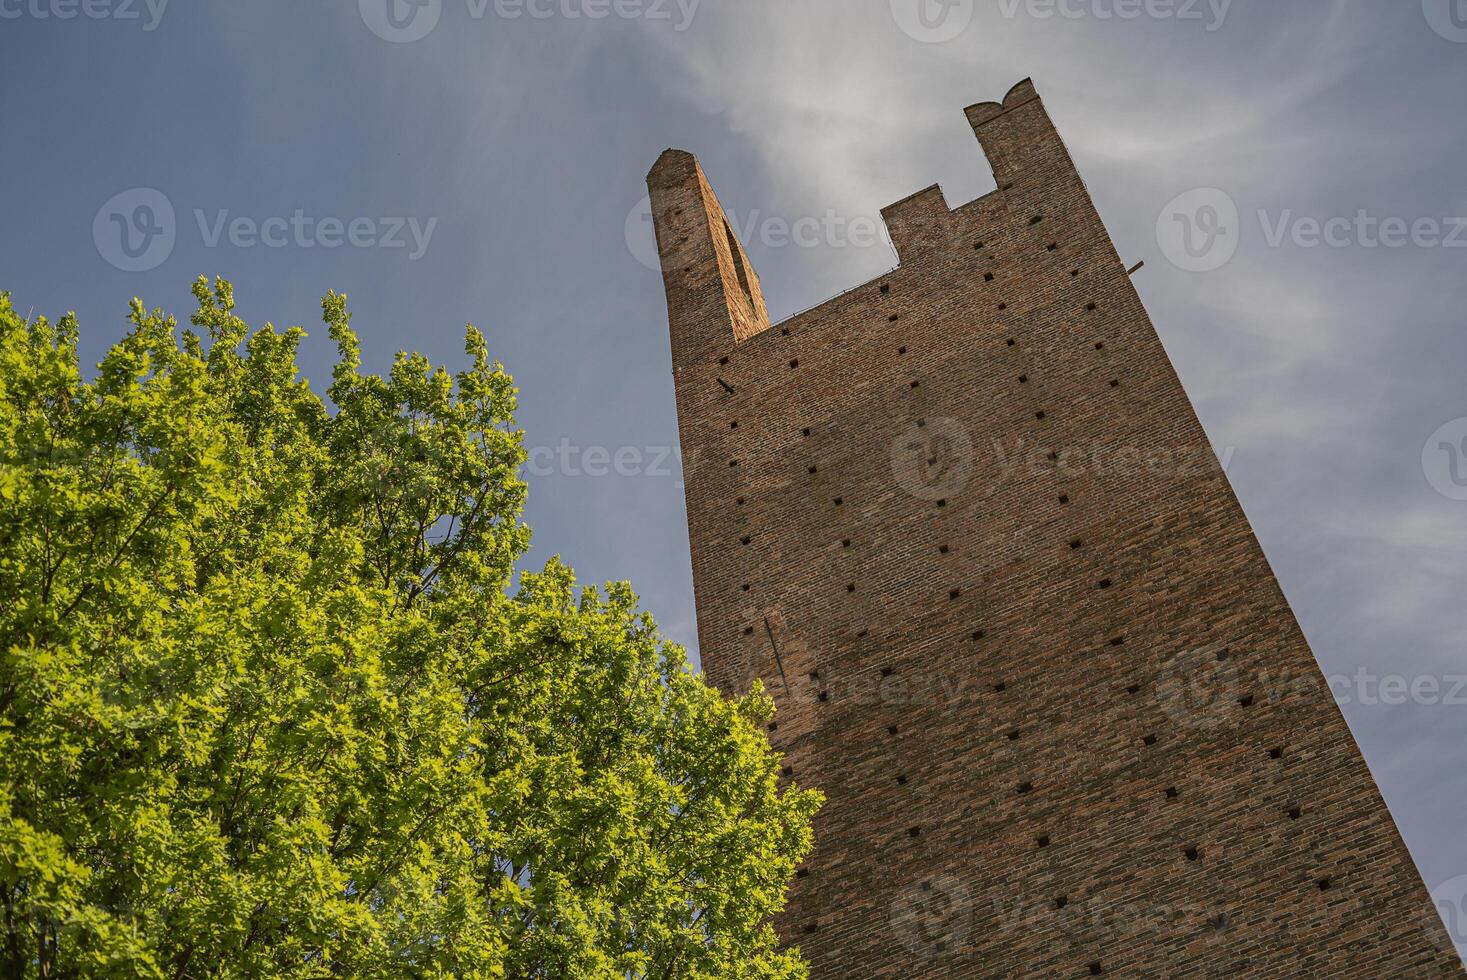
xmin=3 ymin=0 xmax=1466 ymax=957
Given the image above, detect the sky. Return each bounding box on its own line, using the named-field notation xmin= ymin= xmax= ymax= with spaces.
xmin=2 ymin=0 xmax=1466 ymax=958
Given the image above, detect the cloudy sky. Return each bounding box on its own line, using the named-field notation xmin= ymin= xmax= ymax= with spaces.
xmin=3 ymin=0 xmax=1465 ymax=955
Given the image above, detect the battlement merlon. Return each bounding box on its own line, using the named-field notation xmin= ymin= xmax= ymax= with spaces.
xmin=647 ymin=149 xmax=771 ymax=370
xmin=963 ymin=78 xmax=1077 ymax=195
xmin=651 ymin=79 xmax=1079 ymax=364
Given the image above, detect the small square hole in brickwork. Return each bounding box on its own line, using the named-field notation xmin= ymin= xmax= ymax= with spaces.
xmin=833 ymin=498 xmax=844 ymax=507
xmin=898 ymin=346 xmax=907 ymax=355
xmin=1047 ymin=243 xmax=1058 ymax=251
xmin=802 ymin=427 xmax=811 ymax=437
xmin=1036 ymin=834 xmax=1050 ymax=848
xmin=729 ymin=460 xmax=739 ymax=468
xmin=719 ymin=356 xmax=729 ymax=365
xmin=1002 ymin=182 xmax=1015 ymax=190
xmin=1143 ymin=735 xmax=1158 ymax=747
xmin=1127 ymin=684 xmax=1141 ymax=695
xmin=1070 ymin=539 xmax=1084 ymax=549
xmin=1217 ymin=649 xmax=1231 ymax=661
xmin=910 ymin=380 xmax=921 ymax=388
xmin=889 ymin=725 xmax=900 ymax=735
xmin=842 ymin=539 xmax=852 ymax=548
xmin=1019 ymin=374 xmax=1029 ymax=383
xmin=1070 ymin=268 xmax=1080 ymax=276
xmin=808 ymin=465 xmax=818 ymax=474
xmin=880 ymin=283 xmax=890 ymax=294
xmin=1288 ymin=807 xmax=1302 ymax=821
xmin=768 ymin=722 xmax=777 ymax=732
xmin=916 ymin=418 xmax=926 ymax=427
xmin=994 ymin=682 xmax=1007 ymax=693
xmin=1089 ymin=964 xmax=1104 ymax=976
xmin=1058 ymin=494 xmax=1070 ymax=505
xmin=730 ymin=421 xmax=739 ymax=429
xmin=1036 ymin=411 xmax=1047 ymax=420
xmin=818 ymin=690 xmax=829 ymax=702
xmin=1007 ymin=338 xmax=1016 ymax=346
xmin=1111 ymin=636 xmax=1125 ymax=647
xmin=1185 ymin=847 xmax=1200 ymax=862
xmin=1008 ymin=730 xmax=1021 ymax=741
xmin=939 ymin=544 xmax=950 ymax=554
xmin=1317 ymin=878 xmax=1333 ymax=891
xmin=781 ymin=327 xmax=791 ymax=336
xmin=1086 ymin=302 xmax=1098 ymax=311
xmin=1018 ymin=782 xmax=1033 ymax=794
xmin=908 ymin=826 xmax=921 ymax=838
xmin=984 ymin=272 xmax=995 ymax=282
xmin=741 ymin=584 xmax=750 ymax=592
xmin=949 ymin=589 xmax=961 ymax=600
xmin=856 ymin=629 xmax=869 ymax=639
xmin=782 ymin=766 xmax=793 ymax=777
xmin=795 ymin=868 xmax=809 ymax=879
xmin=1166 ymin=786 xmax=1179 ymax=799
xmin=743 ymin=626 xmax=754 ymax=636
xmin=1110 ymin=379 xmax=1121 ymax=388
xmin=882 ymin=667 xmax=894 ymax=678
xmin=803 ymin=923 xmax=818 ymax=934
xmin=1239 ymin=695 xmax=1255 ymax=708
xmin=1048 ymin=450 xmax=1059 ymax=461
xmin=789 ymin=359 xmax=799 ymax=369
xmin=998 ymin=303 xmax=1008 ymax=311
xmin=1030 ymin=214 xmax=1044 ymax=225
xmin=1098 ymin=579 xmax=1112 ymax=590
xmin=1055 ymin=896 xmax=1069 ymax=910
xmin=846 ymin=584 xmax=856 ymax=593
xmin=741 ymin=536 xmax=751 ymax=545
xmin=1270 ymin=747 xmax=1284 ymax=760
xmin=896 ymin=775 xmax=908 ymax=786
xmin=736 ymin=497 xmax=745 ymax=506
xmin=1095 ymin=341 xmax=1106 ymax=350
xmin=889 ymin=314 xmax=900 ymax=323
xmin=937 ymin=499 xmax=948 ymax=508
xmin=972 ymin=630 xmax=986 ymax=641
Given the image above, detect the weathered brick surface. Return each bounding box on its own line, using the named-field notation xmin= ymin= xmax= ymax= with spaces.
xmin=648 ymin=79 xmax=1462 ymax=979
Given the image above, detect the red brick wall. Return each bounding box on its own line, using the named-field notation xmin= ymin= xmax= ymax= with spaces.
xmin=650 ymin=78 xmax=1462 ymax=978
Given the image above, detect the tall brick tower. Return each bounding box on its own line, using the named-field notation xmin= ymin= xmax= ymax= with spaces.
xmin=648 ymin=79 xmax=1462 ymax=977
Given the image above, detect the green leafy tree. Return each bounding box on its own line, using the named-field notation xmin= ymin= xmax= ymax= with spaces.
xmin=0 ymin=278 xmax=819 ymax=979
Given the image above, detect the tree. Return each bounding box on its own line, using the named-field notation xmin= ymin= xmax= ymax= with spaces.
xmin=0 ymin=278 xmax=819 ymax=979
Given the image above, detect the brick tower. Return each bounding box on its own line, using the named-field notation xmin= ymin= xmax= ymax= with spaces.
xmin=648 ymin=79 xmax=1462 ymax=977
